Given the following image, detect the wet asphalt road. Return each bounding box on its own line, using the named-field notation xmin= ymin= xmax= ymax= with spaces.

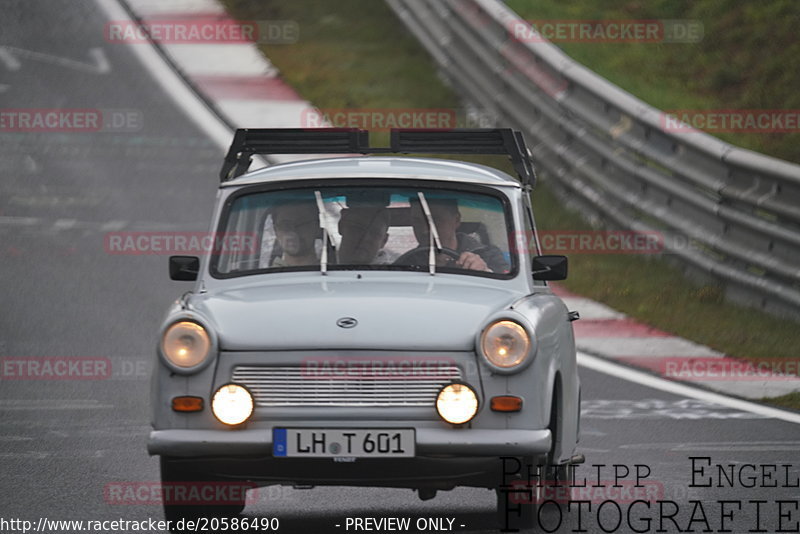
xmin=1 ymin=1 xmax=799 ymax=533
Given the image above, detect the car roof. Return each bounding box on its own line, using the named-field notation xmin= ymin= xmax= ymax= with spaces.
xmin=220 ymin=156 xmax=522 ymax=188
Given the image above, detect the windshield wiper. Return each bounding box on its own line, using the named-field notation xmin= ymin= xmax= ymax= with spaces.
xmin=417 ymin=192 xmax=443 ymax=276
xmin=314 ymin=190 xmax=333 ymax=275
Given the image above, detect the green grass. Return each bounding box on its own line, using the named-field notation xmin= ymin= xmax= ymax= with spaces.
xmin=224 ymin=1 xmax=454 ymax=110
xmin=505 ymin=0 xmax=800 ymax=163
xmin=221 ymin=0 xmax=800 ymax=409
xmin=764 ymin=392 xmax=800 ymax=412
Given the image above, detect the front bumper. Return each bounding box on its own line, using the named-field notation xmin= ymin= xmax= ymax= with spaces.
xmin=148 ymin=427 xmax=551 ymax=458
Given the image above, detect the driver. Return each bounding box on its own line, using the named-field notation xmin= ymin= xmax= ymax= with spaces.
xmin=270 ymin=200 xmax=321 ymax=267
xmin=409 ymin=198 xmax=509 ymax=273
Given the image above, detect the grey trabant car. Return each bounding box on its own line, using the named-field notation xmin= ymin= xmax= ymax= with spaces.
xmin=149 ymin=129 xmax=581 ymax=530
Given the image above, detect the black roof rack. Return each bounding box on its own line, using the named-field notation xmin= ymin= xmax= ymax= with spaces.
xmin=220 ymin=128 xmax=536 ymax=187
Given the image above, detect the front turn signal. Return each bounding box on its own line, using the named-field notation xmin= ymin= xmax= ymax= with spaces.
xmin=172 ymin=396 xmax=204 ymax=412
xmin=490 ymin=395 xmax=523 ymax=412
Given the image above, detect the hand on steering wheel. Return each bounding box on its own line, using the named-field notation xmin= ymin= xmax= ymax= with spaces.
xmin=392 ymin=246 xmax=461 ymax=266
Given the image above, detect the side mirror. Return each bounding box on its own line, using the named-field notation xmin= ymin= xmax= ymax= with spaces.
xmin=169 ymin=256 xmax=200 ymax=281
xmin=532 ymin=255 xmax=568 ymax=281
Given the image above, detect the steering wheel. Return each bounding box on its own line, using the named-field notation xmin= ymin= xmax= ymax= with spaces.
xmin=393 ymin=246 xmax=462 ymax=266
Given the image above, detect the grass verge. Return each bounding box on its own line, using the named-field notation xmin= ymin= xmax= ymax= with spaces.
xmin=764 ymin=392 xmax=800 ymax=412
xmin=222 ymin=0 xmax=800 ymax=409
xmin=505 ymin=0 xmax=800 ymax=163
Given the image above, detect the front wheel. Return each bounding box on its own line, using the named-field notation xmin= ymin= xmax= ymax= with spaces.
xmin=160 ymin=457 xmax=245 ymax=531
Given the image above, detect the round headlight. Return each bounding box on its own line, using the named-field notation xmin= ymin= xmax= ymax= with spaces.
xmin=436 ymin=383 xmax=479 ymax=425
xmin=211 ymin=384 xmax=254 ymax=426
xmin=161 ymin=321 xmax=211 ymax=369
xmin=481 ymin=320 xmax=531 ymax=368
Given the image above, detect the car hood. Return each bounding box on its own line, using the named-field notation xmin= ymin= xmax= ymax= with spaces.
xmin=191 ymin=278 xmax=520 ymax=351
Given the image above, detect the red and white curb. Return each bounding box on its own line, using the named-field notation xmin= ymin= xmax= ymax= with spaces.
xmin=552 ymin=284 xmax=800 ymax=400
xmin=115 ymin=0 xmax=799 ymax=403
xmin=121 ymin=0 xmax=323 ymax=164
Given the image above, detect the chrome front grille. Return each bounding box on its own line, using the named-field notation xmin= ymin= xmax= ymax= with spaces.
xmin=231 ymin=364 xmax=462 ymax=407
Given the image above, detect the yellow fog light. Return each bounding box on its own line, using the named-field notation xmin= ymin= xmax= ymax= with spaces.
xmin=436 ymin=383 xmax=479 ymax=425
xmin=161 ymin=321 xmax=211 ymax=369
xmin=211 ymin=384 xmax=254 ymax=426
xmin=480 ymin=320 xmax=530 ymax=368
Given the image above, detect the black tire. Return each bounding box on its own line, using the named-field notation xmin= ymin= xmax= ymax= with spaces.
xmin=160 ymin=457 xmax=245 ymax=532
xmin=536 ymin=385 xmax=575 ymax=530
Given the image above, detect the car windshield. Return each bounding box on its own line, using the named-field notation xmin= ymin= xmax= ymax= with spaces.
xmin=213 ymin=184 xmax=515 ymax=277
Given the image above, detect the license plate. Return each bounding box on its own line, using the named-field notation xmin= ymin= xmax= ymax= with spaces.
xmin=272 ymin=428 xmax=415 ymax=458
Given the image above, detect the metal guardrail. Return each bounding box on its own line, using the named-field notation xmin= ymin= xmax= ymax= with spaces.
xmin=386 ymin=0 xmax=800 ymax=318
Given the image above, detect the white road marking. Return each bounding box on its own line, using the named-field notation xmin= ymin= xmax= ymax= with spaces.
xmin=578 ymin=337 xmax=724 ymax=358
xmin=94 ymin=0 xmax=269 ymax=171
xmin=0 ymin=216 xmax=40 ymax=226
xmin=0 ymin=215 xmax=204 ymax=233
xmin=0 ymin=46 xmax=111 ymax=74
xmin=124 ymin=0 xmax=225 ymax=16
xmin=53 ymin=219 xmax=77 ymax=230
xmin=0 ymin=450 xmax=126 ymax=460
xmin=691 ymin=378 xmax=800 ymax=400
xmin=23 ymin=154 xmax=39 ymax=173
xmin=670 ymin=442 xmax=800 ymax=452
xmin=0 ymin=452 xmax=49 ymax=459
xmin=0 ymin=47 xmax=22 ymax=70
xmin=89 ymin=48 xmax=112 ymax=73
xmin=216 ymin=99 xmax=310 ymax=128
xmin=94 ymin=0 xmax=235 ymax=153
xmin=559 ymin=297 xmax=625 ymax=320
xmin=100 ymin=220 xmax=128 ymax=231
xmin=578 ymin=351 xmax=800 ymax=424
xmin=581 ymin=398 xmax=768 ymax=420
xmin=578 ymin=428 xmax=607 ymax=436
xmin=0 ymin=399 xmax=114 ymax=410
xmin=620 ymin=441 xmax=800 ymax=452
xmin=164 ymin=43 xmax=278 ymax=77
